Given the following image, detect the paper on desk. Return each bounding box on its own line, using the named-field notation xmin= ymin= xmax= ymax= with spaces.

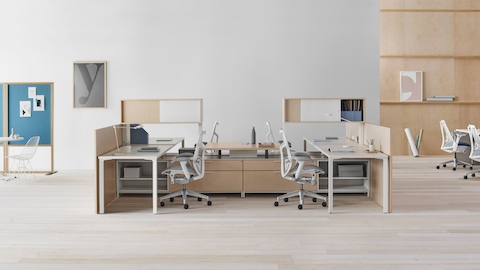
xmin=328 ymin=147 xmax=354 ymax=152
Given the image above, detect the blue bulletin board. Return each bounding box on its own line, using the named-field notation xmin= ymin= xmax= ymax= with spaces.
xmin=7 ymin=83 xmax=52 ymax=145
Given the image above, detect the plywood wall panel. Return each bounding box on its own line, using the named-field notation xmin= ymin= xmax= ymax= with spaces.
xmin=454 ymin=13 xmax=480 ymax=56
xmin=380 ymin=58 xmax=404 ymax=101
xmin=404 ymin=58 xmax=455 ymax=98
xmin=456 ymin=0 xmax=480 ymax=9
xmin=404 ymin=12 xmax=455 ymax=56
xmin=405 ymin=0 xmax=454 ymax=9
xmin=455 ymin=59 xmax=480 ymax=101
xmin=380 ymin=12 xmax=405 ymax=56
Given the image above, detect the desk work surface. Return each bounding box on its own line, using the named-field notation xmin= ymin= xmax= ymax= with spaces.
xmin=305 ymin=138 xmax=387 ymax=159
xmin=99 ymin=137 xmax=184 ymax=159
xmin=206 ymin=142 xmax=280 ymax=151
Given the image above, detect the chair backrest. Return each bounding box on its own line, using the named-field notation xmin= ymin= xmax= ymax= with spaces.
xmin=279 ymin=129 xmax=293 ymax=178
xmin=19 ymin=136 xmax=40 ymax=159
xmin=440 ymin=120 xmax=457 ymax=152
xmin=265 ymin=122 xmax=275 ymax=143
xmin=192 ymin=130 xmax=206 ymax=179
xmin=468 ymin=125 xmax=480 ymax=161
xmin=209 ymin=121 xmax=219 ymax=143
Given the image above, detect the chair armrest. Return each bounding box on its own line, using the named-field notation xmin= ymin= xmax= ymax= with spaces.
xmin=172 ymin=155 xmax=192 ymax=163
xmin=292 ymin=152 xmax=313 ymax=162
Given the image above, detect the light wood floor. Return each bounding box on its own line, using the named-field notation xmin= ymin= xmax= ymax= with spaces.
xmin=1 ymin=156 xmax=480 ymax=269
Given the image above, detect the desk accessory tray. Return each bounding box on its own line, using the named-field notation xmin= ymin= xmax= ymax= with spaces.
xmin=138 ymin=147 xmax=160 ymax=152
xmin=258 ymin=142 xmax=275 ymax=148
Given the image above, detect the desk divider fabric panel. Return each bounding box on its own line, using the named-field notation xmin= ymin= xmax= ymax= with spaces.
xmin=7 ymin=83 xmax=52 ymax=145
xmin=95 ymin=125 xmax=122 ymax=213
xmin=363 ymin=123 xmax=391 ymax=212
xmin=121 ymin=99 xmax=202 ymax=124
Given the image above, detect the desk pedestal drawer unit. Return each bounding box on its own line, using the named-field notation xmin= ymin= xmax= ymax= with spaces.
xmin=243 ymin=159 xmax=317 ymax=193
xmin=170 ymin=159 xmax=243 ymax=193
xmin=317 ymin=159 xmax=370 ymax=195
xmin=116 ymin=159 xmax=169 ymax=194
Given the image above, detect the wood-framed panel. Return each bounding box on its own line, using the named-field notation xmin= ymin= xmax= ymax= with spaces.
xmin=1 ymin=82 xmax=55 ymax=173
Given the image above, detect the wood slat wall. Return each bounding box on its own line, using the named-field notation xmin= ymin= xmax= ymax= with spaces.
xmin=380 ymin=0 xmax=480 ymax=155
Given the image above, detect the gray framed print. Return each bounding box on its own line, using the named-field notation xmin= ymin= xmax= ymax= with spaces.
xmin=73 ymin=61 xmax=107 ymax=108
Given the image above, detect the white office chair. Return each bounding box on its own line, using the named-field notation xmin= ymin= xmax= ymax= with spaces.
xmin=207 ymin=121 xmax=219 ymax=155
xmin=8 ymin=136 xmax=40 ymax=181
xmin=160 ymin=130 xmax=212 ymax=209
xmin=437 ymin=120 xmax=473 ymax=171
xmin=274 ymin=129 xmax=327 ymax=210
xmin=464 ymin=125 xmax=480 ymax=179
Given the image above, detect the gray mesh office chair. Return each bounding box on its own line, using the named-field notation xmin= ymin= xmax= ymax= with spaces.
xmin=8 ymin=136 xmax=40 ymax=181
xmin=464 ymin=125 xmax=480 ymax=179
xmin=274 ymin=130 xmax=327 ymax=210
xmin=160 ymin=130 xmax=212 ymax=209
xmin=437 ymin=120 xmax=473 ymax=171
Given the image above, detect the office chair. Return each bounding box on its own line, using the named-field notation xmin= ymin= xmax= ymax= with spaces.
xmin=464 ymin=125 xmax=480 ymax=179
xmin=160 ymin=130 xmax=212 ymax=209
xmin=207 ymin=121 xmax=219 ymax=155
xmin=437 ymin=120 xmax=473 ymax=171
xmin=274 ymin=129 xmax=327 ymax=210
xmin=266 ymin=121 xmax=291 ymax=148
xmin=7 ymin=136 xmax=40 ymax=181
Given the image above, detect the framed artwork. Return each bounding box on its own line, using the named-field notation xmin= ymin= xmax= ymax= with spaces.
xmin=400 ymin=71 xmax=423 ymax=102
xmin=73 ymin=61 xmax=106 ymax=108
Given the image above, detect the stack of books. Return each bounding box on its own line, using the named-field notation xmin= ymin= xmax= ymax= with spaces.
xmin=425 ymin=95 xmax=455 ymax=102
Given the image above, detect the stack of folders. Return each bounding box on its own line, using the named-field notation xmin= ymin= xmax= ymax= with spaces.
xmin=425 ymin=95 xmax=455 ymax=102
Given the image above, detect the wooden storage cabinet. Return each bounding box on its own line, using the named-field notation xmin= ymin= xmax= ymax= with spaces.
xmin=243 ymin=160 xmax=317 ymax=192
xmin=116 ymin=159 xmax=169 ymax=194
xmin=317 ymin=159 xmax=370 ymax=195
xmin=170 ymin=160 xmax=243 ymax=193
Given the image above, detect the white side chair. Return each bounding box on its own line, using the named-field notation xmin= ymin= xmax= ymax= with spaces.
xmin=437 ymin=120 xmax=472 ymax=171
xmin=464 ymin=125 xmax=480 ymax=179
xmin=8 ymin=136 xmax=40 ymax=181
xmin=160 ymin=130 xmax=212 ymax=209
xmin=274 ymin=129 xmax=327 ymax=210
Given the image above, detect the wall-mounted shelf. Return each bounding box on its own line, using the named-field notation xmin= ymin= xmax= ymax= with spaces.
xmin=283 ymin=98 xmax=364 ymax=123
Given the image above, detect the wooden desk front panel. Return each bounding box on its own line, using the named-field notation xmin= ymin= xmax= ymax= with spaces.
xmin=170 ymin=160 xmax=243 ymax=192
xmin=243 ymin=160 xmax=316 ymax=192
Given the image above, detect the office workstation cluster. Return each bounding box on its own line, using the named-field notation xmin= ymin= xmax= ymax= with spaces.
xmin=95 ymin=98 xmax=391 ymax=214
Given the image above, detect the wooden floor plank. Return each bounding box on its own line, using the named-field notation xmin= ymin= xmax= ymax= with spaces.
xmin=1 ymin=156 xmax=480 ymax=269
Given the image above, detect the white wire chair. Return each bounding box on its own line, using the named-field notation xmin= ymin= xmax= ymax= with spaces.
xmin=8 ymin=136 xmax=40 ymax=181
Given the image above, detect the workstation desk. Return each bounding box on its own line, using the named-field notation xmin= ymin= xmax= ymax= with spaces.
xmin=304 ymin=137 xmax=390 ymax=214
xmin=97 ymin=137 xmax=184 ymax=214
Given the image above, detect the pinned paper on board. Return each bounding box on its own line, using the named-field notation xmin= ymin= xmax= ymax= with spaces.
xmin=20 ymin=101 xmax=31 ymax=117
xmin=28 ymin=87 xmax=36 ymax=98
xmin=400 ymin=71 xmax=423 ymax=101
xmin=34 ymin=95 xmax=45 ymax=111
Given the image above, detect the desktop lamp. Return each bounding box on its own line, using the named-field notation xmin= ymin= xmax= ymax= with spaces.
xmin=113 ymin=124 xmax=144 ymax=155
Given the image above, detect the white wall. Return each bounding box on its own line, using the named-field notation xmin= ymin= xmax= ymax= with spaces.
xmin=0 ymin=0 xmax=379 ymax=170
